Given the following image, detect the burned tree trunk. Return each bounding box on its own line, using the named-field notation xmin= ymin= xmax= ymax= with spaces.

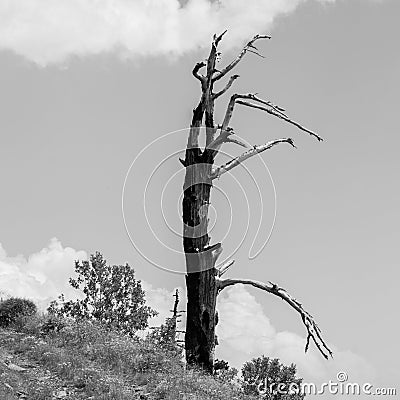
xmin=182 ymin=33 xmax=222 ymax=371
xmin=182 ymin=32 xmax=331 ymax=373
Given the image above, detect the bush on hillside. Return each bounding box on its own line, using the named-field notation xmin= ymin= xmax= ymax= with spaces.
xmin=214 ymin=359 xmax=239 ymax=383
xmin=241 ymin=356 xmax=305 ymax=399
xmin=0 ymin=297 xmax=37 ymax=328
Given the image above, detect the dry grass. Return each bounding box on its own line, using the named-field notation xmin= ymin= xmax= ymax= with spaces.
xmin=0 ymin=315 xmax=256 ymax=400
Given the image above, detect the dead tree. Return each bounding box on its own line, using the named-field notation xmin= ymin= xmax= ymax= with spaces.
xmin=182 ymin=32 xmax=332 ymax=373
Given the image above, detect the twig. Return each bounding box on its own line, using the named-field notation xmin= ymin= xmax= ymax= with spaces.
xmin=213 ymin=35 xmax=271 ymax=82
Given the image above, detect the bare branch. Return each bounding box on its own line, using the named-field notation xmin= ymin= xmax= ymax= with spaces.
xmin=205 ymin=30 xmax=228 ymax=86
xmin=212 ymin=93 xmax=321 ymax=152
xmin=225 ymin=136 xmax=248 ymax=148
xmin=210 ymin=138 xmax=295 ymax=180
xmin=213 ymin=74 xmax=240 ymax=99
xmin=217 ymin=259 xmax=235 ymax=277
xmin=216 ymin=278 xmax=333 ymax=360
xmin=214 ymin=30 xmax=228 ymax=47
xmin=205 ymin=126 xmax=234 ymax=152
xmin=219 ymin=93 xmax=257 ymax=131
xmin=211 ymin=244 xmax=223 ymax=265
xmin=206 ymin=128 xmax=248 ymax=154
xmin=203 ymin=94 xmax=251 ymax=153
xmin=236 ymin=99 xmax=323 ymax=141
xmin=213 ymin=35 xmax=271 ymax=82
xmin=192 ymin=61 xmax=206 ymax=84
xmin=172 ymin=288 xmax=180 ymax=319
xmin=245 ymin=94 xmax=289 ymax=118
xmin=246 ymin=48 xmax=265 ymax=58
xmin=221 ymin=94 xmax=241 ymax=130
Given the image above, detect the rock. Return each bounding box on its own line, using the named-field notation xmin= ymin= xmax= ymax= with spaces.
xmin=3 ymin=382 xmax=13 ymax=391
xmin=74 ymin=380 xmax=86 ymax=389
xmin=54 ymin=389 xmax=68 ymax=398
xmin=6 ymin=362 xmax=27 ymax=372
xmin=16 ymin=390 xmax=28 ymax=399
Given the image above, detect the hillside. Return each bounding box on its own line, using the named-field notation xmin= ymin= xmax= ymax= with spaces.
xmin=0 ymin=318 xmax=255 ymax=400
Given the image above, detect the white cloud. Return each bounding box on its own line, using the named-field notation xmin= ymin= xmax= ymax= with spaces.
xmin=0 ymin=0 xmax=343 ymax=66
xmin=0 ymin=238 xmax=87 ymax=310
xmin=141 ymin=281 xmax=185 ymax=328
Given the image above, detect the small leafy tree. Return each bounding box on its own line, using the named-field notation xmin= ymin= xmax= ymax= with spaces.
xmin=48 ymin=252 xmax=157 ymax=335
xmin=241 ymin=356 xmax=305 ymax=399
xmin=148 ymin=317 xmax=177 ymax=347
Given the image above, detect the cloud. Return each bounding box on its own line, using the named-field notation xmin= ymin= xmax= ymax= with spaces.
xmin=141 ymin=281 xmax=185 ymax=328
xmin=0 ymin=238 xmax=87 ymax=310
xmin=0 ymin=239 xmax=184 ymax=328
xmin=0 ymin=0 xmax=342 ymax=66
xmin=216 ymin=285 xmax=376 ymax=396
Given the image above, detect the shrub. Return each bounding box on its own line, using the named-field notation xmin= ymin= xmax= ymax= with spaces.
xmin=241 ymin=356 xmax=304 ymax=399
xmin=0 ymin=297 xmax=37 ymax=328
xmin=48 ymin=252 xmax=157 ymax=335
xmin=40 ymin=314 xmax=66 ymax=335
xmin=214 ymin=359 xmax=239 ymax=383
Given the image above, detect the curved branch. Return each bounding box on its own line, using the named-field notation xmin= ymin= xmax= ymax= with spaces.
xmin=236 ymin=99 xmax=323 ymax=141
xmin=225 ymin=136 xmax=248 ymax=148
xmin=216 ymin=278 xmax=333 ymax=360
xmin=213 ymin=74 xmax=240 ymax=99
xmin=213 ymin=35 xmax=271 ymax=82
xmin=210 ymin=138 xmax=295 ymax=180
xmin=192 ymin=61 xmax=206 ymax=85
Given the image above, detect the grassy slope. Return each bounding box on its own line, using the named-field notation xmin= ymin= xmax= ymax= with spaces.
xmin=0 ymin=317 xmax=256 ymax=400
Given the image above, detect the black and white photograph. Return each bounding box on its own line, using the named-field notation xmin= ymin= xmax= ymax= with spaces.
xmin=0 ymin=0 xmax=398 ymax=399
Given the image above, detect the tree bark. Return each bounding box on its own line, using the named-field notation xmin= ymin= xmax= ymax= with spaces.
xmin=183 ymin=94 xmax=219 ymax=373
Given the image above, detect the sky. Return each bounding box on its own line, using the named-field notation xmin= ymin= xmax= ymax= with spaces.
xmin=0 ymin=0 xmax=399 ymax=397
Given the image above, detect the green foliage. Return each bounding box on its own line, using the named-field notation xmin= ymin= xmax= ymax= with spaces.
xmin=0 ymin=297 xmax=37 ymax=327
xmin=47 ymin=252 xmax=157 ymax=335
xmin=40 ymin=314 xmax=66 ymax=335
xmin=241 ymin=356 xmax=305 ymax=399
xmin=148 ymin=315 xmax=178 ymax=348
xmin=214 ymin=359 xmax=239 ymax=383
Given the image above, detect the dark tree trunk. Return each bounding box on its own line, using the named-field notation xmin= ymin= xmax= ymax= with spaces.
xmin=182 ymin=107 xmax=219 ymax=372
